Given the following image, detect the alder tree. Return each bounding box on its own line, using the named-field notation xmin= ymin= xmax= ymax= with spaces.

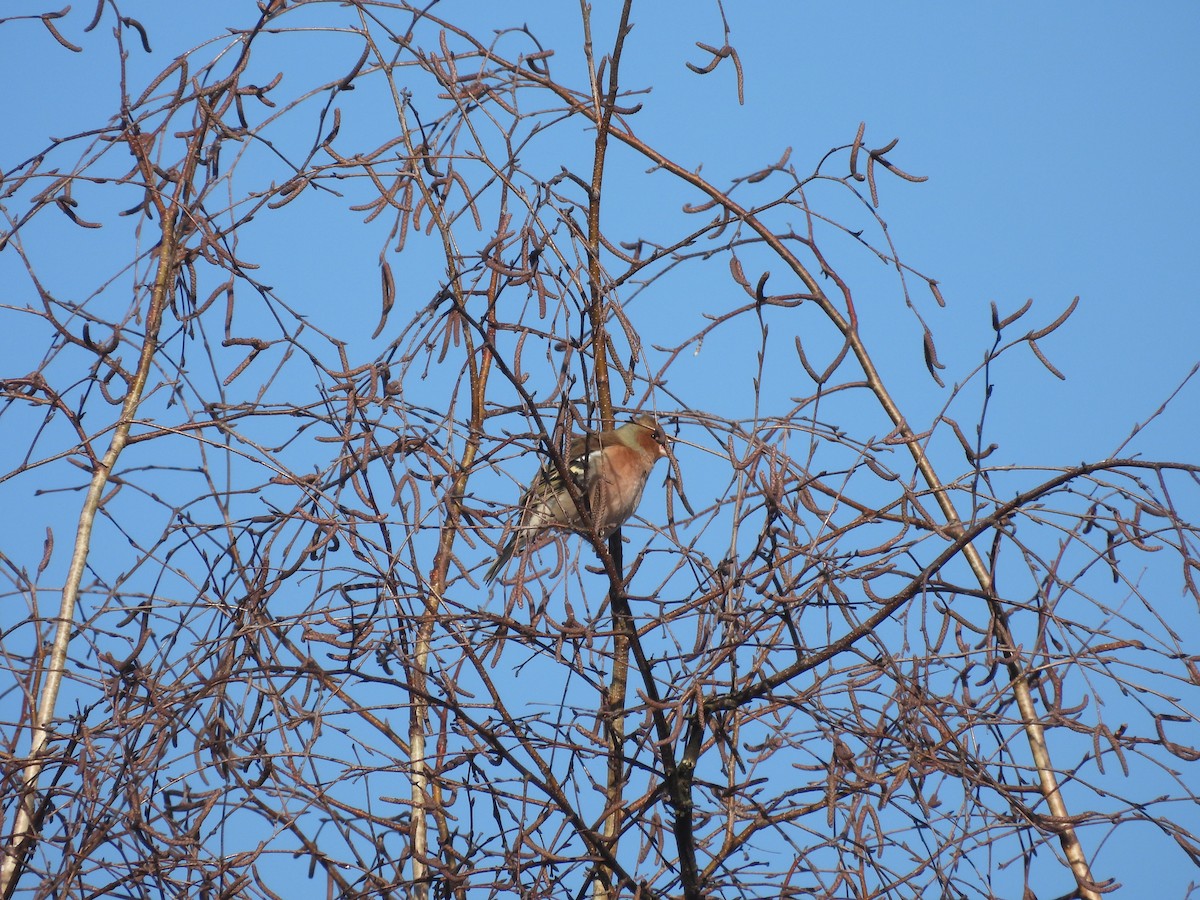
xmin=2 ymin=3 xmax=1198 ymax=899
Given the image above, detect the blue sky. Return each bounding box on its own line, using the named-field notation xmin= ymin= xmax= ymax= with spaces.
xmin=2 ymin=2 xmax=1199 ymax=897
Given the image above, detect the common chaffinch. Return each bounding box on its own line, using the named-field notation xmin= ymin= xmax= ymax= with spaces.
xmin=484 ymin=414 xmax=671 ymax=583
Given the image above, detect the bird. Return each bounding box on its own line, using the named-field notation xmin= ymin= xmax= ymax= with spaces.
xmin=484 ymin=414 xmax=671 ymax=583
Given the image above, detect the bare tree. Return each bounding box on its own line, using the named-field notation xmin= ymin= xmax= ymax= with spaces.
xmin=2 ymin=3 xmax=1198 ymax=899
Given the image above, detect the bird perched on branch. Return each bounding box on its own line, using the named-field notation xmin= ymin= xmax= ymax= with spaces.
xmin=484 ymin=414 xmax=671 ymax=583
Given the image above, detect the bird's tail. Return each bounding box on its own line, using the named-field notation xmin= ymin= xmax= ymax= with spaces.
xmin=483 ymin=537 xmax=517 ymax=584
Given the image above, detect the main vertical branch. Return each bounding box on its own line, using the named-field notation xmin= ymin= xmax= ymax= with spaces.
xmin=0 ymin=129 xmax=183 ymax=900
xmin=378 ymin=34 xmax=495 ymax=893
xmin=579 ymin=3 xmax=635 ymax=898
